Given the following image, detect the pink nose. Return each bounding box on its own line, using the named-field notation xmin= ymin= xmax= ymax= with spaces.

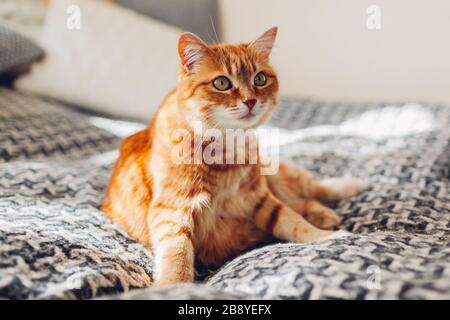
xmin=243 ymin=99 xmax=257 ymax=110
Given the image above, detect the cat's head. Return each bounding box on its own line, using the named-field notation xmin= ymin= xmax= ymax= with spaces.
xmin=177 ymin=27 xmax=279 ymax=130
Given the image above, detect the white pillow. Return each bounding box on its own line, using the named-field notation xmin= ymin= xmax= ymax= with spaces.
xmin=15 ymin=0 xmax=182 ymax=121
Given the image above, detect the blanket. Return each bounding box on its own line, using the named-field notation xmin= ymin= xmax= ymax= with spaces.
xmin=0 ymin=87 xmax=449 ymax=299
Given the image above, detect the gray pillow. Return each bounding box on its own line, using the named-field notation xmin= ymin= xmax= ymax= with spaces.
xmin=115 ymin=0 xmax=221 ymax=42
xmin=0 ymin=25 xmax=44 ymax=76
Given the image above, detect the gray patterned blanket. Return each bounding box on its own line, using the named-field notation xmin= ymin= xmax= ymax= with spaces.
xmin=0 ymin=87 xmax=449 ymax=299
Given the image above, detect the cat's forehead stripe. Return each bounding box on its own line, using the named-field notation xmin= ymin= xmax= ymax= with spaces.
xmin=213 ymin=45 xmax=258 ymax=78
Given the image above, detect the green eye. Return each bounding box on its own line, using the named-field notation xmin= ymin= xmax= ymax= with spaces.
xmin=254 ymin=72 xmax=267 ymax=87
xmin=213 ymin=76 xmax=232 ymax=91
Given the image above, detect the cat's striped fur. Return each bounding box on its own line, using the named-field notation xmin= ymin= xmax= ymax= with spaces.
xmin=102 ymin=27 xmax=366 ymax=286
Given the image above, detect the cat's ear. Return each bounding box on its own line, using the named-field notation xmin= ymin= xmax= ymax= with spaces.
xmin=178 ymin=32 xmax=210 ymax=71
xmin=250 ymin=26 xmax=278 ymax=57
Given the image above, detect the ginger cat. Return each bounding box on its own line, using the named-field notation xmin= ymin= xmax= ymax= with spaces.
xmin=102 ymin=27 xmax=366 ymax=286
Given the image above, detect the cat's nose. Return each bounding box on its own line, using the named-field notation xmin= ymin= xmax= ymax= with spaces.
xmin=243 ymin=99 xmax=257 ymax=110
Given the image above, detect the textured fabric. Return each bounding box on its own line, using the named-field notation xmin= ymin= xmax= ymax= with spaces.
xmin=206 ymin=100 xmax=450 ymax=299
xmin=0 ymin=25 xmax=43 ymax=75
xmin=0 ymin=87 xmax=449 ymax=299
xmin=0 ymin=89 xmax=153 ymax=299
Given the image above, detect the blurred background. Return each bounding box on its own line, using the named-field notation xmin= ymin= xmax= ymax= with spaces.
xmin=1 ymin=0 xmax=450 ymax=108
xmin=220 ymin=0 xmax=450 ymax=104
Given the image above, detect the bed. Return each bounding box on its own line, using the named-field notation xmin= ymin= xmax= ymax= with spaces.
xmin=1 ymin=87 xmax=449 ymax=299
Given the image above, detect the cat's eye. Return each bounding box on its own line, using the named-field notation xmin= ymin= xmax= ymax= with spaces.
xmin=254 ymin=72 xmax=267 ymax=87
xmin=213 ymin=76 xmax=232 ymax=91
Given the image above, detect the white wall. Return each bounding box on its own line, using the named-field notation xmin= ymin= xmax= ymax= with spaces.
xmin=219 ymin=0 xmax=450 ymax=104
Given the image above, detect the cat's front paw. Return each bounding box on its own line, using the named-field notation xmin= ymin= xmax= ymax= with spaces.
xmin=153 ymin=272 xmax=194 ymax=288
xmin=320 ymin=176 xmax=368 ymax=201
xmin=153 ymin=278 xmax=190 ymax=288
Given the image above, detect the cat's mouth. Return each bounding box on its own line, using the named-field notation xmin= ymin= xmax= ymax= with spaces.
xmin=239 ymin=112 xmax=256 ymax=120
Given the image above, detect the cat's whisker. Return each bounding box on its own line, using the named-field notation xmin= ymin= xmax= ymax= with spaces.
xmin=206 ymin=30 xmax=217 ymax=45
xmin=210 ymin=15 xmax=220 ymax=44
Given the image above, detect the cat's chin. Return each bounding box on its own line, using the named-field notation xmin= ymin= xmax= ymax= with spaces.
xmin=220 ymin=115 xmax=266 ymax=130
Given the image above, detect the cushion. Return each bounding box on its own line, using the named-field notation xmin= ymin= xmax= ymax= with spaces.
xmin=0 ymin=25 xmax=44 ymax=76
xmin=15 ymin=0 xmax=182 ymax=121
xmin=115 ymin=0 xmax=221 ymax=42
xmin=0 ymin=0 xmax=47 ymax=42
